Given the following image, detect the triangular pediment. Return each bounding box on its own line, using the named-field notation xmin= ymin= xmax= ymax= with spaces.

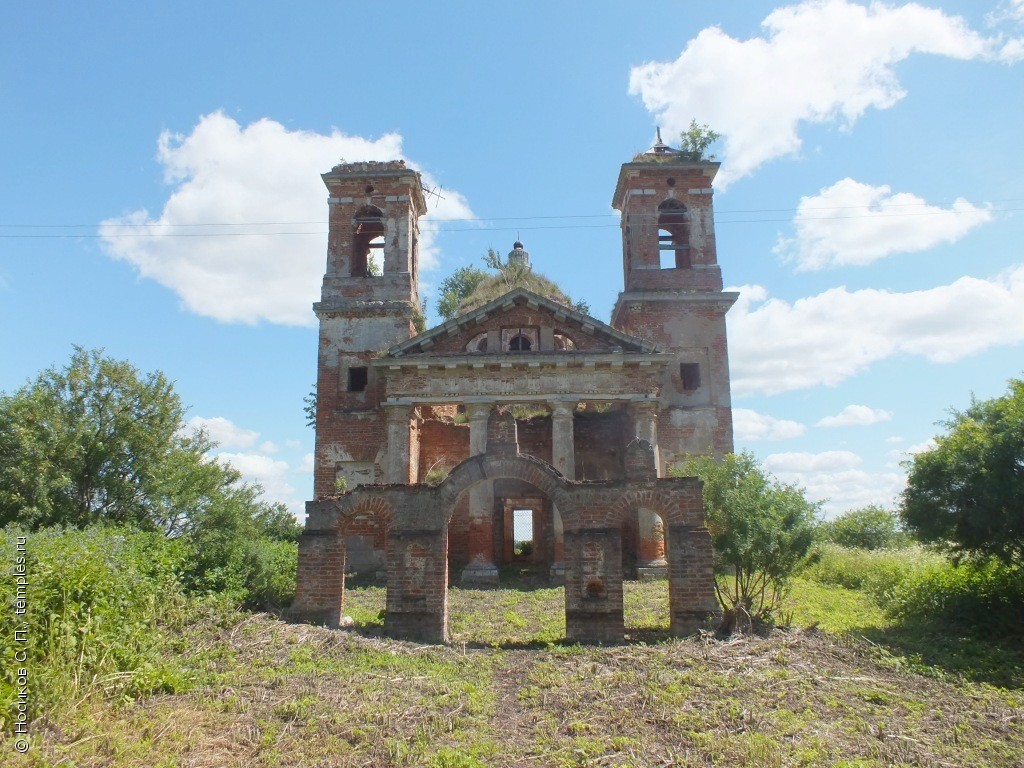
xmin=388 ymin=288 xmax=659 ymax=357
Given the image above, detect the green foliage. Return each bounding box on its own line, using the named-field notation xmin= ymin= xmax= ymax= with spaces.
xmin=0 ymin=526 xmax=195 ymax=724
xmin=803 ymin=543 xmax=1024 ymax=639
xmin=303 ymin=383 xmax=317 ymax=428
xmin=0 ymin=347 xmax=269 ymax=539
xmin=819 ymin=505 xmax=910 ymax=550
xmin=438 ymin=250 xmax=591 ymax=319
xmin=901 ymin=377 xmax=1024 ymax=565
xmin=678 ymin=120 xmax=721 ymax=160
xmin=681 ymin=452 xmax=820 ymax=628
xmin=0 ymin=348 xmax=301 ymax=609
xmin=801 ymin=543 xmax=942 ymax=602
xmin=886 ymin=559 xmax=1024 ymax=636
xmin=0 ymin=347 xmax=216 ymax=532
xmin=437 ymin=266 xmax=488 ymax=320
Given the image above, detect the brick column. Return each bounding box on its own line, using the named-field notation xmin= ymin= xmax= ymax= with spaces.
xmin=290 ymin=530 xmax=346 ymax=628
xmin=461 ymin=403 xmax=498 ymax=584
xmin=629 ymin=401 xmax=660 ymax=474
xmin=550 ymin=401 xmax=577 ymax=479
xmin=384 ymin=404 xmax=413 ymax=483
xmin=564 ymin=527 xmax=624 ymax=643
xmin=629 ymin=401 xmax=667 ymax=576
xmin=667 ymin=525 xmax=721 ymax=636
xmin=549 ymin=400 xmax=576 ymax=583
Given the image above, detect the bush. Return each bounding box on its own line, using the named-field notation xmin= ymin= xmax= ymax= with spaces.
xmin=802 ymin=543 xmax=1024 ymax=637
xmin=0 ymin=526 xmax=194 ymax=725
xmin=888 ymin=560 xmax=1024 ymax=636
xmin=801 ymin=543 xmax=941 ymax=602
xmin=819 ymin=505 xmax=910 ymax=550
xmin=681 ymin=452 xmax=819 ymax=629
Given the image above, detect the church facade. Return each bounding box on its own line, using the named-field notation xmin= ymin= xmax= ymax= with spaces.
xmin=291 ymin=140 xmax=736 ymax=643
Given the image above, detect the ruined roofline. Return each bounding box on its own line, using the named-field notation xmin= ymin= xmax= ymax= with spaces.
xmin=386 ymin=286 xmax=662 ymax=357
xmin=611 ymin=159 xmax=720 ymax=212
xmin=321 ymin=160 xmax=427 ymax=212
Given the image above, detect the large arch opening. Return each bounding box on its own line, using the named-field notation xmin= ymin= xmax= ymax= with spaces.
xmin=438 ymin=453 xmax=573 ymax=644
xmin=352 ymin=205 xmax=385 ymax=277
xmin=657 ymin=198 xmax=691 ymax=269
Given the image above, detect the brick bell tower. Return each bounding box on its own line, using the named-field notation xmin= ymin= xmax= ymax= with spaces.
xmin=312 ymin=161 xmax=426 ymax=498
xmin=610 ymin=132 xmax=738 ymax=470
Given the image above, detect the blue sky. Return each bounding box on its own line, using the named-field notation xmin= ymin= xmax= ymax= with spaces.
xmin=2 ymin=1 xmax=1022 ymax=518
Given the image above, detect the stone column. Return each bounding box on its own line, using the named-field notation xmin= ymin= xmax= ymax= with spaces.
xmin=461 ymin=402 xmax=498 ymax=584
xmin=549 ymin=400 xmax=576 ymax=583
xmin=629 ymin=401 xmax=667 ymax=576
xmin=550 ymin=401 xmax=577 ymax=479
xmin=384 ymin=404 xmax=413 ymax=484
xmin=629 ymin=400 xmax=660 ymax=474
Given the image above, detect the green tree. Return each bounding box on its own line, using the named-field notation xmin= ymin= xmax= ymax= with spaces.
xmin=446 ymin=249 xmax=590 ymax=318
xmin=679 ymin=120 xmax=721 ymax=160
xmin=901 ymin=377 xmax=1024 ymax=565
xmin=437 ymin=265 xmax=488 ymax=320
xmin=820 ymin=505 xmax=909 ymax=550
xmin=681 ymin=452 xmax=820 ymax=629
xmin=0 ymin=347 xmax=220 ymax=531
xmin=0 ymin=347 xmax=301 ymax=604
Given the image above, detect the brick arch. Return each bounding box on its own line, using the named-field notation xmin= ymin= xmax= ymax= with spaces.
xmin=437 ymin=452 xmax=576 ymax=525
xmin=602 ymin=486 xmax=700 ymax=529
xmin=337 ymin=494 xmax=396 ymax=534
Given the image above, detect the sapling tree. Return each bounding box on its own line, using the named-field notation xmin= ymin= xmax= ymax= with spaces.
xmin=681 ymin=452 xmax=820 ymax=630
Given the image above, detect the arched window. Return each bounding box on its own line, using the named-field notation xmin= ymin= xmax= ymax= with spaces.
xmin=657 ymin=199 xmax=690 ymax=269
xmin=352 ymin=205 xmax=384 ymax=277
xmin=553 ymin=332 xmax=577 ymax=351
xmin=508 ymin=334 xmax=532 ymax=351
xmin=466 ymin=332 xmax=489 ymax=353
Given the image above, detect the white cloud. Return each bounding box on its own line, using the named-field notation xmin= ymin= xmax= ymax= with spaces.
xmin=629 ymin=0 xmax=1020 ymax=185
xmin=776 ymin=178 xmax=991 ymax=270
xmin=906 ymin=438 xmax=937 ymax=455
xmin=729 ymin=265 xmax=1024 ymax=396
xmin=186 ymin=415 xmax=259 ymax=449
xmin=217 ymin=451 xmax=299 ymax=513
xmin=297 ymin=453 xmax=315 ymax=474
xmin=100 ymin=112 xmax=473 ymax=326
xmin=817 ymin=404 xmax=892 ymax=427
xmin=886 ymin=435 xmax=905 ymax=444
xmin=765 ymin=450 xmax=904 ymax=516
xmin=733 ymin=408 xmax=806 ymax=441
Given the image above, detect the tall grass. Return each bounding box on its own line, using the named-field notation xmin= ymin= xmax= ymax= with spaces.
xmin=0 ymin=527 xmax=198 ymax=726
xmin=802 ymin=543 xmax=1024 ymax=637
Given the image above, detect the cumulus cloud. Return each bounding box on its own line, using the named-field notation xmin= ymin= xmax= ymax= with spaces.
xmin=729 ymin=265 xmax=1024 ymax=396
xmin=733 ymin=408 xmax=806 ymax=441
xmin=764 ymin=450 xmax=904 ymax=515
xmin=629 ymin=0 xmax=1021 ymax=185
xmin=776 ymin=178 xmax=991 ymax=270
xmin=186 ymin=415 xmax=260 ymax=449
xmin=217 ymin=451 xmax=297 ymax=510
xmin=100 ymin=112 xmax=473 ymax=326
xmin=817 ymin=404 xmax=892 ymax=427
xmin=297 ymin=453 xmax=315 ymax=474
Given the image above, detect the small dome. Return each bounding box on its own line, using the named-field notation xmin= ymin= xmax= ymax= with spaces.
xmin=508 ymin=240 xmax=531 ymax=269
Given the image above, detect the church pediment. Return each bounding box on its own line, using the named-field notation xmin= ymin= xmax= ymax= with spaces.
xmin=387 ymin=288 xmax=659 ymax=357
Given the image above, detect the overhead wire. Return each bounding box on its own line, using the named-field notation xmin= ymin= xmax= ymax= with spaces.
xmin=0 ymin=199 xmax=1019 ymax=238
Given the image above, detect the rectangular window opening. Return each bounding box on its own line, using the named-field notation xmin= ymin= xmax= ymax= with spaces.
xmin=513 ymin=509 xmax=534 ymax=557
xmin=680 ymin=363 xmax=701 ymax=392
xmin=348 ymin=366 xmax=368 ymax=392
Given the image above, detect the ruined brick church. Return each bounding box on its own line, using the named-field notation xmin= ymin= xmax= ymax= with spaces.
xmin=291 ymin=137 xmax=737 ymax=643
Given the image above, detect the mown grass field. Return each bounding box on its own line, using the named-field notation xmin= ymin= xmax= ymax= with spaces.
xmin=5 ymin=576 xmax=1023 ymax=768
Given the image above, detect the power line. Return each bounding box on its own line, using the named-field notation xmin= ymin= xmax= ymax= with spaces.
xmin=1 ymin=197 xmax=1020 ymax=231
xmin=0 ymin=206 xmax=1019 ymax=239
